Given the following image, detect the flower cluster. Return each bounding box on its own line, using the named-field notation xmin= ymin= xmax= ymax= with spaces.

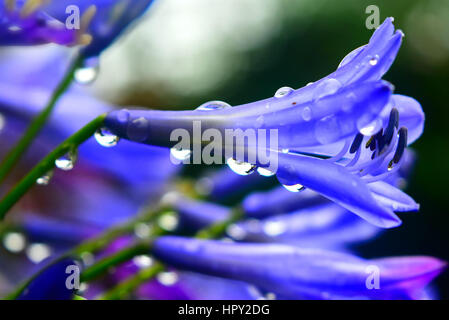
xmin=0 ymin=7 xmax=445 ymax=301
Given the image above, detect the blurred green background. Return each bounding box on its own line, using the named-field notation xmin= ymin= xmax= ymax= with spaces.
xmin=91 ymin=0 xmax=449 ymax=298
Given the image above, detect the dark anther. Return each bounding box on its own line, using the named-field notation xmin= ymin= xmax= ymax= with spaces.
xmin=374 ymin=128 xmax=385 ymax=152
xmin=383 ymin=108 xmax=399 ymax=146
xmin=350 ymin=133 xmax=364 ymax=154
xmin=365 ymin=136 xmax=374 ymax=149
xmin=393 ymin=127 xmax=408 ymax=164
xmin=369 ymin=136 xmax=376 ymax=151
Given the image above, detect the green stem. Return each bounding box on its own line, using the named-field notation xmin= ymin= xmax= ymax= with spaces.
xmin=81 ymin=242 xmax=152 ymax=283
xmin=0 ymin=114 xmax=106 ymax=220
xmin=97 ymin=208 xmax=244 ymax=299
xmin=4 ymin=206 xmax=166 ymax=300
xmin=195 ymin=207 xmax=244 ymax=238
xmin=0 ymin=54 xmax=83 ymax=184
xmin=98 ymin=263 xmax=164 ymax=300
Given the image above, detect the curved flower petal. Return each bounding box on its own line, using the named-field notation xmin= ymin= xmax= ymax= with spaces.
xmin=368 ymin=181 xmax=419 ymax=212
xmin=236 ymin=203 xmax=380 ymax=248
xmin=105 ymin=80 xmax=392 ymax=150
xmin=274 ymin=152 xmax=401 ymax=228
xmin=153 ymin=236 xmax=446 ymax=300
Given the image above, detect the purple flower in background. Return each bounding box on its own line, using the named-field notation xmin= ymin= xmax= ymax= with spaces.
xmin=0 ymin=46 xmax=176 ymax=291
xmin=0 ymin=0 xmax=155 ymax=58
xmin=104 ymin=18 xmax=424 ymax=228
xmin=17 ymin=257 xmax=82 ymax=300
xmin=153 ymin=236 xmax=446 ymax=300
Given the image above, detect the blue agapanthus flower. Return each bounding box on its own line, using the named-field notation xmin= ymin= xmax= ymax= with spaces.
xmin=0 ymin=9 xmax=443 ymax=301
xmin=104 ymin=18 xmax=424 ymax=228
xmin=152 ymin=236 xmax=446 ymax=300
xmin=0 ymin=0 xmax=155 ymax=57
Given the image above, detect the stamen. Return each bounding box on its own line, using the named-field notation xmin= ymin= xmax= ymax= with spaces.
xmin=76 ymin=5 xmax=97 ymax=45
xmin=20 ymin=0 xmax=47 ymax=17
xmin=327 ymin=139 xmax=351 ymax=162
xmin=383 ymin=108 xmax=399 ymax=146
xmin=350 ymin=133 xmax=363 ymax=154
xmin=80 ymin=5 xmax=97 ymax=31
xmin=393 ymin=127 xmax=407 ymax=164
xmin=365 ymin=136 xmax=374 ymax=149
xmin=375 ymin=128 xmax=385 ymax=152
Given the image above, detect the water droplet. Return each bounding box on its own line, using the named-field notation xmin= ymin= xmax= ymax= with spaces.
xmin=274 ymin=87 xmax=294 ymax=99
xmin=255 ymin=115 xmax=265 ymax=128
xmin=263 ymin=221 xmax=287 ymax=236
xmin=80 ymin=252 xmax=95 ymax=266
xmin=196 ymin=100 xmax=231 ymax=111
xmin=301 ymin=106 xmax=312 ymax=121
xmin=226 ymin=224 xmax=247 ymax=240
xmin=0 ymin=113 xmax=5 ymax=132
xmin=388 ymin=160 xmax=394 ymax=171
xmin=55 ymin=150 xmax=77 ymax=171
xmin=227 ymin=158 xmax=256 ymax=176
xmin=157 ymin=212 xmax=179 ymax=231
xmin=2 ymin=232 xmax=26 ymax=253
xmin=195 ymin=178 xmax=213 ymax=196
xmin=265 ymin=292 xmax=277 ymax=300
xmin=257 ymin=167 xmax=275 ymax=177
xmin=157 ymin=271 xmax=178 ymax=286
xmin=281 ymin=148 xmax=289 ymax=154
xmin=127 ymin=116 xmax=149 ymax=142
xmin=369 ymin=55 xmax=379 ymax=66
xmin=282 ymin=183 xmax=305 ymax=193
xmin=134 ymin=223 xmax=152 ymax=239
xmin=75 ymin=58 xmax=99 ymax=84
xmin=36 ymin=170 xmax=53 ymax=185
xmin=26 ymin=243 xmax=52 ymax=264
xmin=315 ymin=115 xmax=342 ymax=144
xmin=133 ymin=255 xmax=154 ymax=268
xmin=95 ymin=128 xmax=119 ymax=147
xmin=8 ymin=25 xmax=22 ymax=32
xmin=358 ymin=118 xmax=382 ymax=136
xmin=313 ymin=78 xmax=342 ymax=101
xmin=170 ymin=147 xmax=191 ymax=161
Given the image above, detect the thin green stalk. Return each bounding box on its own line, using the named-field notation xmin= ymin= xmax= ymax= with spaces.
xmin=81 ymin=242 xmax=152 ymax=283
xmin=0 ymin=54 xmax=83 ymax=184
xmin=195 ymin=207 xmax=244 ymax=239
xmin=0 ymin=114 xmax=106 ymax=220
xmin=97 ymin=208 xmax=245 ymax=299
xmin=98 ymin=263 xmax=164 ymax=300
xmin=4 ymin=205 xmax=167 ymax=300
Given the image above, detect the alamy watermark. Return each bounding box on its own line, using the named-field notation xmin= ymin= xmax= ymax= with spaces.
xmin=65 ymin=264 xmax=80 ymax=290
xmin=365 ymin=5 xmax=380 ymax=30
xmin=170 ymin=121 xmax=280 ymax=173
xmin=365 ymin=265 xmax=381 ymax=290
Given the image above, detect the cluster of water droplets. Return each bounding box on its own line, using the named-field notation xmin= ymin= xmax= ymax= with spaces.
xmin=170 ymin=101 xmax=232 ymax=162
xmin=2 ymin=232 xmax=52 ymax=263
